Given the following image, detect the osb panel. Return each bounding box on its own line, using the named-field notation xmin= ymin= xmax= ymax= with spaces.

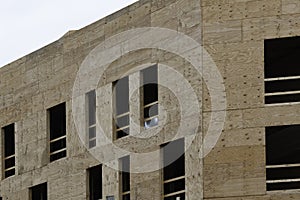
xmin=0 ymin=0 xmax=300 ymax=199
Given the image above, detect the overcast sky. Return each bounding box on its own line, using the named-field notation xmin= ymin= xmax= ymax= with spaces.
xmin=0 ymin=0 xmax=138 ymax=67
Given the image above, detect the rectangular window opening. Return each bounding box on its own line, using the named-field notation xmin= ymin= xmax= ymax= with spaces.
xmin=120 ymin=156 xmax=130 ymax=200
xmin=88 ymin=164 xmax=102 ymax=200
xmin=162 ymin=138 xmax=185 ymax=200
xmin=2 ymin=123 xmax=15 ymax=178
xmin=30 ymin=182 xmax=47 ymax=200
xmin=266 ymin=124 xmax=300 ymax=191
xmin=48 ymin=102 xmax=66 ymax=162
xmin=264 ymin=36 xmax=300 ymax=105
xmin=142 ymin=65 xmax=158 ymax=129
xmin=114 ymin=76 xmax=130 ymax=139
xmin=87 ymin=90 xmax=97 ymax=148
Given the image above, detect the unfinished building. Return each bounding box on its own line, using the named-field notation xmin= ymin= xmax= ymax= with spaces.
xmin=0 ymin=0 xmax=300 ymax=199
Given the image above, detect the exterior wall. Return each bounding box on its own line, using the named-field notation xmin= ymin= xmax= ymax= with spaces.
xmin=202 ymin=0 xmax=300 ymax=199
xmin=0 ymin=0 xmax=299 ymax=200
xmin=0 ymin=0 xmax=202 ymax=199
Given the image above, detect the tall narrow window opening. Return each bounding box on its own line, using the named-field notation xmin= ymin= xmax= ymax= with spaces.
xmin=2 ymin=123 xmax=15 ymax=178
xmin=114 ymin=76 xmax=130 ymax=139
xmin=162 ymin=138 xmax=185 ymax=200
xmin=48 ymin=102 xmax=66 ymax=162
xmin=120 ymin=156 xmax=130 ymax=200
xmin=142 ymin=65 xmax=158 ymax=129
xmin=88 ymin=165 xmax=102 ymax=200
xmin=30 ymin=182 xmax=47 ymax=200
xmin=87 ymin=90 xmax=96 ymax=148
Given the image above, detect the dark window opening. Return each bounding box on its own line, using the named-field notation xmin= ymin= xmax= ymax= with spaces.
xmin=164 ymin=178 xmax=185 ymax=195
xmin=122 ymin=193 xmax=130 ymax=200
xmin=264 ymin=36 xmax=300 ymax=104
xmin=266 ymin=124 xmax=300 ymax=191
xmin=267 ymin=166 xmax=300 ymax=180
xmin=120 ymin=156 xmax=130 ymax=200
xmin=114 ymin=76 xmax=130 ymax=139
xmin=115 ymin=77 xmax=129 ymax=116
xmin=162 ymin=138 xmax=185 ymax=200
xmin=87 ymin=90 xmax=96 ymax=148
xmin=48 ymin=103 xmax=66 ymax=162
xmin=50 ymin=151 xmax=66 ymax=162
xmin=49 ymin=103 xmax=66 ymax=140
xmin=87 ymin=90 xmax=96 ymax=126
xmin=116 ymin=128 xmax=130 ymax=139
xmin=89 ymin=139 xmax=96 ymax=149
xmin=31 ymin=182 xmax=47 ymax=200
xmin=4 ymin=168 xmax=15 ymax=178
xmin=267 ymin=181 xmax=300 ymax=191
xmin=5 ymin=157 xmax=15 ymax=169
xmin=116 ymin=115 xmax=129 ymax=128
xmin=88 ymin=165 xmax=102 ymax=200
xmin=265 ymin=94 xmax=300 ymax=104
xmin=142 ymin=65 xmax=158 ymax=129
xmin=50 ymin=138 xmax=66 ymax=153
xmin=266 ymin=125 xmax=300 ymax=165
xmin=265 ymin=36 xmax=300 ymax=78
xmin=265 ymin=79 xmax=300 ymax=93
xmin=142 ymin=65 xmax=158 ymax=105
xmin=2 ymin=123 xmax=15 ymax=178
xmin=3 ymin=124 xmax=15 ymax=157
xmin=163 ymin=139 xmax=185 ymax=180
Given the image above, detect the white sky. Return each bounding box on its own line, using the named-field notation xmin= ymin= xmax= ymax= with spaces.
xmin=0 ymin=0 xmax=138 ymax=67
